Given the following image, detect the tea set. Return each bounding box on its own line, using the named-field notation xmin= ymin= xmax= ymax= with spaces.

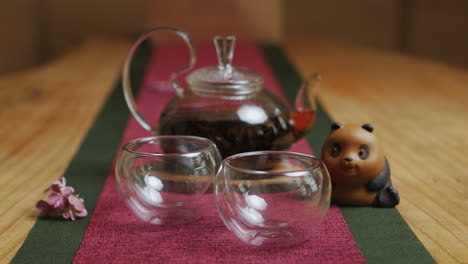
xmin=117 ymin=27 xmax=399 ymax=247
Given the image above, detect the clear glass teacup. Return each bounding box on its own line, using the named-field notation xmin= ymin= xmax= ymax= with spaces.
xmin=214 ymin=151 xmax=331 ymax=246
xmin=115 ymin=136 xmax=221 ymax=225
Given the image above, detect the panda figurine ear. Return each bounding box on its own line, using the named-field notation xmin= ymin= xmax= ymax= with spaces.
xmin=331 ymin=122 xmax=342 ymax=132
xmin=362 ymin=123 xmax=374 ymax=133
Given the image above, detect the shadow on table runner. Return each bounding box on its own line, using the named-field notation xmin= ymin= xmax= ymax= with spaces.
xmin=71 ymin=44 xmax=364 ymax=263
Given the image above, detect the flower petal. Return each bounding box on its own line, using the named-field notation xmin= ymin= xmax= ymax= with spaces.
xmin=35 ymin=200 xmax=51 ymax=211
xmin=47 ymin=193 xmax=68 ymax=209
xmin=68 ymin=194 xmax=85 ymax=212
xmin=61 ymin=210 xmax=71 ymax=219
xmin=47 ymin=193 xmax=61 ymax=204
xmin=75 ymin=208 xmax=88 ymax=218
xmin=70 ymin=211 xmax=76 ymax=221
xmin=61 ymin=186 xmax=75 ymax=196
xmin=50 ymin=184 xmax=62 ymax=193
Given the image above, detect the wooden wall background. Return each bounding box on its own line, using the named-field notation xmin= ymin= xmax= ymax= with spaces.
xmin=1 ymin=0 xmax=468 ymax=74
xmin=286 ymin=0 xmax=468 ymax=69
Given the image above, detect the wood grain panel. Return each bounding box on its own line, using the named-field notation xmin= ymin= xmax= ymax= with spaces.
xmin=146 ymin=0 xmax=283 ymax=42
xmin=0 ymin=38 xmax=131 ymax=263
xmin=404 ymin=0 xmax=468 ymax=68
xmin=284 ymin=35 xmax=468 ymax=264
xmin=0 ymin=1 xmax=40 ymax=74
xmin=285 ymin=0 xmax=399 ymax=49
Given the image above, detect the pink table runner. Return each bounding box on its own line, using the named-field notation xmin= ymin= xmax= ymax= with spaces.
xmin=72 ymin=44 xmax=365 ymax=263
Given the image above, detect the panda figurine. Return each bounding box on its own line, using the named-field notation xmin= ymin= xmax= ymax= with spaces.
xmin=321 ymin=122 xmax=400 ymax=208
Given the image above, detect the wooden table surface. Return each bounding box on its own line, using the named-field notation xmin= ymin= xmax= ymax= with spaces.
xmin=1 ymin=36 xmax=467 ymax=263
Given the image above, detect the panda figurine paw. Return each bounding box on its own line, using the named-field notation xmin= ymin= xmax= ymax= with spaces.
xmin=376 ymin=186 xmax=400 ymax=208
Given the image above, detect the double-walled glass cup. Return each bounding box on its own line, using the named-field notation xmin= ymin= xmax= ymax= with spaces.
xmin=215 ymin=151 xmax=331 ymax=246
xmin=116 ymin=136 xmax=221 ymax=225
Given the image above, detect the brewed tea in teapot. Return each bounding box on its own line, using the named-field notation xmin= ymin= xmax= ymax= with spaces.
xmin=123 ymin=27 xmax=320 ymax=158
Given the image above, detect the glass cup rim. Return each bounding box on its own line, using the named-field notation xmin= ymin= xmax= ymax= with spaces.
xmin=223 ymin=150 xmax=321 ymax=176
xmin=122 ymin=135 xmax=217 ymax=157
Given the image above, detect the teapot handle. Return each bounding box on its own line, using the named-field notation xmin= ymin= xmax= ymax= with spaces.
xmin=122 ymin=27 xmax=196 ymax=133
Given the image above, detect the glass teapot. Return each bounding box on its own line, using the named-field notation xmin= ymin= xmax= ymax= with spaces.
xmin=123 ymin=27 xmax=320 ymax=158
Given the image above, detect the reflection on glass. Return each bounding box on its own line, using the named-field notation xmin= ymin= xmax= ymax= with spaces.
xmin=215 ymin=151 xmax=331 ymax=246
xmin=237 ymin=105 xmax=268 ymax=125
xmin=116 ymin=136 xmax=221 ymax=225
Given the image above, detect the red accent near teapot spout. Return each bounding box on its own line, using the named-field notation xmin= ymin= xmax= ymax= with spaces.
xmin=293 ymin=109 xmax=316 ymax=136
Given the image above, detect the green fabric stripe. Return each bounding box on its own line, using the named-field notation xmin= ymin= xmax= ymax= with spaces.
xmin=11 ymin=46 xmax=151 ymax=264
xmin=340 ymin=207 xmax=436 ymax=264
xmin=259 ymin=44 xmax=435 ymax=264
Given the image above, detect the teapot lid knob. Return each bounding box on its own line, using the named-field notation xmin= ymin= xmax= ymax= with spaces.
xmin=214 ymin=36 xmax=236 ymax=70
xmin=186 ymin=35 xmax=264 ymax=94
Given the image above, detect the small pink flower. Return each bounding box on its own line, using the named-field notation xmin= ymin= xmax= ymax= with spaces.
xmin=36 ymin=177 xmax=87 ymax=221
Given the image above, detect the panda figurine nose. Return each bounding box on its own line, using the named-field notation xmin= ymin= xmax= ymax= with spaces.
xmin=344 ymin=157 xmax=353 ymax=162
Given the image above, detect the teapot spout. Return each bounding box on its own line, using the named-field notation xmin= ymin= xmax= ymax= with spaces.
xmin=292 ymin=73 xmax=321 ymax=139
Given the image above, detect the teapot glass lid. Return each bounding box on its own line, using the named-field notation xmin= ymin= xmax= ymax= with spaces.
xmin=186 ymin=36 xmax=264 ymax=93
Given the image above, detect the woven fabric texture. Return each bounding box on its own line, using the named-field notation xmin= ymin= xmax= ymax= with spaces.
xmin=72 ymin=44 xmax=365 ymax=264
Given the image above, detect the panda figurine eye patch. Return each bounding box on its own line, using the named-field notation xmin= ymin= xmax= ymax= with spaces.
xmin=321 ymin=122 xmax=400 ymax=207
